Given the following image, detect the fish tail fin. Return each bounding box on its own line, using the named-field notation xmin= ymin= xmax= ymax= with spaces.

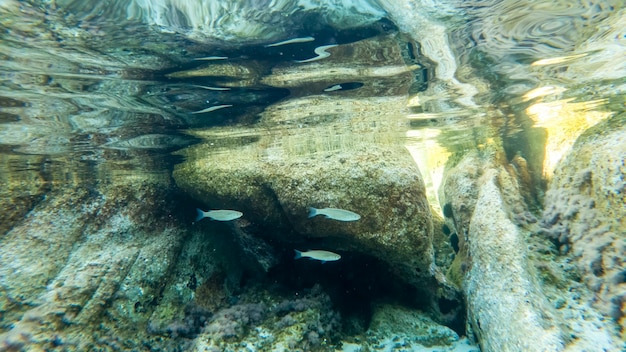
xmin=307 ymin=207 xmax=317 ymax=218
xmin=195 ymin=208 xmax=205 ymax=222
xmin=294 ymin=249 xmax=302 ymax=259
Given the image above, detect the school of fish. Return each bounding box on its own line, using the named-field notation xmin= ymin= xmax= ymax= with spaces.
xmin=195 ymin=205 xmax=360 ymax=262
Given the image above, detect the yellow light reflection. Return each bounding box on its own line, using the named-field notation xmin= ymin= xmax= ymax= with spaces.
xmin=526 ymin=98 xmax=611 ymax=179
xmin=405 ymin=128 xmax=451 ymax=216
xmin=407 ymin=94 xmax=421 ymax=107
xmin=522 ymin=86 xmax=566 ymax=102
xmin=531 ymin=53 xmax=588 ymax=66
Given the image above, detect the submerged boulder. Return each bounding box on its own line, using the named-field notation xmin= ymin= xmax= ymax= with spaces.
xmin=442 ymin=142 xmax=624 ymax=351
xmin=539 ymin=118 xmax=626 ymax=340
xmin=175 ymin=132 xmax=434 ymax=283
xmin=365 ymin=303 xmax=478 ymax=351
xmin=464 ymin=168 xmax=565 ymax=351
xmin=173 ymin=34 xmax=436 ymax=290
xmin=0 ymin=173 xmax=201 ymax=350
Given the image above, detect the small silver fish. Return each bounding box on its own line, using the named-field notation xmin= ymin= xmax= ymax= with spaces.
xmin=196 ymin=208 xmax=243 ymax=222
xmin=193 ymin=56 xmax=228 ymax=61
xmin=264 ymin=36 xmax=315 ymax=47
xmin=190 ymin=104 xmax=233 ymax=114
xmin=192 ymin=85 xmax=232 ymax=91
xmin=308 ymin=207 xmax=361 ymax=222
xmin=294 ymin=249 xmax=341 ymax=263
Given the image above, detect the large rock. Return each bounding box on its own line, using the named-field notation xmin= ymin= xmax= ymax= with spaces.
xmin=465 ymin=169 xmax=564 ymax=351
xmin=539 ymin=118 xmax=626 ymax=340
xmin=365 ymin=303 xmax=478 ymax=351
xmin=0 ymin=173 xmax=203 ymax=350
xmin=175 ymin=131 xmax=434 ymax=282
xmin=173 ymin=35 xmax=436 ymax=288
xmin=442 ymin=145 xmax=624 ymax=351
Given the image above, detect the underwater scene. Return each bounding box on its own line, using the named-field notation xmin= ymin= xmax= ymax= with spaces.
xmin=0 ymin=0 xmax=625 ymax=351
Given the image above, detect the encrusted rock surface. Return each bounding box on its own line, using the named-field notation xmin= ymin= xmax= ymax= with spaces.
xmin=442 ymin=144 xmax=624 ymax=351
xmin=174 ymin=133 xmax=435 ymax=284
xmin=365 ymin=303 xmax=477 ymax=351
xmin=173 ymin=34 xmax=437 ymax=290
xmin=539 ymin=118 xmax=626 ymax=340
xmin=0 ymin=174 xmax=196 ymax=350
xmin=0 ymin=155 xmax=48 ymax=237
xmin=465 ymin=169 xmax=564 ymax=351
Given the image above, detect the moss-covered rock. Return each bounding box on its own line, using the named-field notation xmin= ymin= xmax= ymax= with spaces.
xmin=0 ymin=154 xmax=48 ymax=237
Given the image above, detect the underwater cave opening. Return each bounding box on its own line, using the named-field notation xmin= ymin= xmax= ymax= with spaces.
xmin=187 ymin=198 xmax=467 ymax=340
xmin=263 ymin=247 xmax=434 ymax=335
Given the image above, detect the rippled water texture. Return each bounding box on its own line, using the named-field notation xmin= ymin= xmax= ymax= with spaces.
xmin=0 ymin=0 xmax=624 ymax=351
